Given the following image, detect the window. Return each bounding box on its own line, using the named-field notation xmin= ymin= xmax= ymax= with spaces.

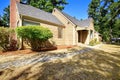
xmin=23 ymin=19 xmax=40 ymax=26
xmin=58 ymin=27 xmax=63 ymax=38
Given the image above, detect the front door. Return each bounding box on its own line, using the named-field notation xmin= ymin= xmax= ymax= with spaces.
xmin=78 ymin=30 xmax=88 ymax=43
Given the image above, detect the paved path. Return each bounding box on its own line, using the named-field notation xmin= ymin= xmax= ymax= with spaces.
xmin=0 ymin=48 xmax=92 ymax=69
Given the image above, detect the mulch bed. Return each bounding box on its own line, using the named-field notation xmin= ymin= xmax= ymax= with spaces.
xmin=0 ymin=49 xmax=34 ymax=55
xmin=57 ymin=45 xmax=77 ymax=49
xmin=0 ymin=45 xmax=76 ymax=55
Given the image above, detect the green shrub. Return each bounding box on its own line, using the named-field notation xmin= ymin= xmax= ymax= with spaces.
xmin=0 ymin=27 xmax=18 ymax=51
xmin=16 ymin=26 xmax=53 ymax=51
xmin=89 ymin=38 xmax=100 ymax=46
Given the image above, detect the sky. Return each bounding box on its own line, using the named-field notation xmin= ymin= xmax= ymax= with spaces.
xmin=63 ymin=0 xmax=91 ymax=19
xmin=0 ymin=0 xmax=10 ymax=16
xmin=0 ymin=0 xmax=91 ymax=19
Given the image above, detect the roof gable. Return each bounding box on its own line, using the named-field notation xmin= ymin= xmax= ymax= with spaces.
xmin=62 ymin=12 xmax=92 ymax=27
xmin=55 ymin=8 xmax=93 ymax=27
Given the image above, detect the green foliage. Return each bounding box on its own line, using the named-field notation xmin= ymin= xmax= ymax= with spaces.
xmin=0 ymin=27 xmax=10 ymax=50
xmin=0 ymin=6 xmax=10 ymax=27
xmin=88 ymin=0 xmax=120 ymax=42
xmin=89 ymin=38 xmax=100 ymax=46
xmin=16 ymin=26 xmax=53 ymax=51
xmin=21 ymin=0 xmax=68 ymax=12
xmin=0 ymin=16 xmax=4 ymax=26
xmin=112 ymin=19 xmax=120 ymax=38
xmin=0 ymin=27 xmax=18 ymax=51
xmin=16 ymin=26 xmax=53 ymax=41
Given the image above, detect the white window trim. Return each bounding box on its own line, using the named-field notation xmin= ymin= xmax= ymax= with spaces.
xmin=23 ymin=19 xmax=40 ymax=24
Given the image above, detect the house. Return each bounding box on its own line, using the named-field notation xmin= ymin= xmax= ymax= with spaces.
xmin=10 ymin=0 xmax=96 ymax=46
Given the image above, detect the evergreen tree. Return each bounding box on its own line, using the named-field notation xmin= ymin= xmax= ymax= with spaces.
xmin=0 ymin=6 xmax=10 ymax=27
xmin=88 ymin=0 xmax=120 ymax=42
xmin=0 ymin=15 xmax=4 ymax=26
xmin=21 ymin=0 xmax=68 ymax=12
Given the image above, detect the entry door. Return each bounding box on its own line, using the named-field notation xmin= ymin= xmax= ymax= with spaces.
xmin=78 ymin=31 xmax=82 ymax=43
xmin=78 ymin=30 xmax=88 ymax=43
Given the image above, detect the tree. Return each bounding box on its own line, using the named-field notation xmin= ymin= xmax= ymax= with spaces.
xmin=88 ymin=0 xmax=120 ymax=42
xmin=0 ymin=6 xmax=10 ymax=27
xmin=112 ymin=18 xmax=120 ymax=38
xmin=2 ymin=6 xmax=10 ymax=27
xmin=21 ymin=0 xmax=68 ymax=12
xmin=0 ymin=15 xmax=4 ymax=26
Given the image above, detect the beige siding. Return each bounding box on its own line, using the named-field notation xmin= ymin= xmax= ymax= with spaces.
xmin=20 ymin=15 xmax=66 ymax=45
xmin=87 ymin=21 xmax=95 ymax=44
xmin=76 ymin=21 xmax=95 ymax=45
xmin=84 ymin=30 xmax=90 ymax=44
xmin=18 ymin=8 xmax=95 ymax=46
xmin=88 ymin=21 xmax=94 ymax=30
xmin=17 ymin=14 xmax=22 ymax=27
xmin=52 ymin=9 xmax=76 ymax=45
xmin=40 ymin=23 xmax=65 ymax=45
xmin=85 ymin=22 xmax=94 ymax=44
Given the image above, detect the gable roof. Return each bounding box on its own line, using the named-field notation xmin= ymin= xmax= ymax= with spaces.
xmin=56 ymin=8 xmax=92 ymax=27
xmin=62 ymin=12 xmax=92 ymax=27
xmin=17 ymin=3 xmax=63 ymax=26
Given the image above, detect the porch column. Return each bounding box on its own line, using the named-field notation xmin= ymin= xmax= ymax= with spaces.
xmin=93 ymin=30 xmax=95 ymax=39
xmin=85 ymin=30 xmax=90 ymax=44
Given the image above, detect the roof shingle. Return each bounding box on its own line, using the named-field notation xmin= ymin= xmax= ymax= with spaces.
xmin=17 ymin=3 xmax=63 ymax=26
xmin=61 ymin=11 xmax=92 ymax=27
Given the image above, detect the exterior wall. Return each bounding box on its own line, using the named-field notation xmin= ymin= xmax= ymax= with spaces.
xmin=52 ymin=9 xmax=76 ymax=45
xmin=84 ymin=30 xmax=90 ymax=44
xmin=87 ymin=20 xmax=95 ymax=44
xmin=87 ymin=19 xmax=94 ymax=31
xmin=94 ymin=32 xmax=101 ymax=42
xmin=76 ymin=20 xmax=95 ymax=45
xmin=10 ymin=0 xmax=96 ymax=46
xmin=40 ymin=23 xmax=65 ymax=45
xmin=85 ymin=22 xmax=94 ymax=44
xmin=20 ymin=17 xmax=65 ymax=45
xmin=16 ymin=10 xmax=22 ymax=27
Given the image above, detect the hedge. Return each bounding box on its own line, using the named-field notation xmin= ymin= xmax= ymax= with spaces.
xmin=16 ymin=25 xmax=53 ymax=51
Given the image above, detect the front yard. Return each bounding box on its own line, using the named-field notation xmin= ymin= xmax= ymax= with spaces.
xmin=0 ymin=44 xmax=120 ymax=80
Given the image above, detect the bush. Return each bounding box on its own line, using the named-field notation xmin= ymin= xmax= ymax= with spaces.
xmin=7 ymin=39 xmax=18 ymax=51
xmin=0 ymin=27 xmax=18 ymax=51
xmin=89 ymin=38 xmax=100 ymax=46
xmin=16 ymin=26 xmax=53 ymax=51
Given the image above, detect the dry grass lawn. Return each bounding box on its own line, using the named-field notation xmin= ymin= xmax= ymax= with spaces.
xmin=0 ymin=44 xmax=120 ymax=80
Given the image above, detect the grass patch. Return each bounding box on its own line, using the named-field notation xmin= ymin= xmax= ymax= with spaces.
xmin=0 ymin=44 xmax=120 ymax=80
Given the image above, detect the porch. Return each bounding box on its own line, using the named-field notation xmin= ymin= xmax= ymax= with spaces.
xmin=77 ymin=30 xmax=94 ymax=45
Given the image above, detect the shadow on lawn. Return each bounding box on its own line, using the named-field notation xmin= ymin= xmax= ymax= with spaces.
xmin=0 ymin=49 xmax=120 ymax=80
xmin=36 ymin=49 xmax=120 ymax=80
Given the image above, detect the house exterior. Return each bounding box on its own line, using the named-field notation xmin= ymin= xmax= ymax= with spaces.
xmin=10 ymin=0 xmax=96 ymax=46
